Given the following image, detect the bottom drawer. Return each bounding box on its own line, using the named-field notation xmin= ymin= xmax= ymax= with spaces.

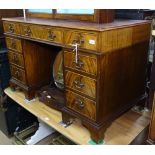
xmin=66 ymin=90 xmax=96 ymax=120
xmin=10 ymin=65 xmax=26 ymax=84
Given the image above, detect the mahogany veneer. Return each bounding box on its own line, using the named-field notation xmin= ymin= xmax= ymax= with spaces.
xmin=2 ymin=17 xmax=151 ymax=143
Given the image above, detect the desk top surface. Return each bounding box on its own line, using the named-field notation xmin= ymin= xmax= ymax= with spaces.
xmin=2 ymin=17 xmax=150 ymax=31
xmin=4 ymin=87 xmax=150 ymax=145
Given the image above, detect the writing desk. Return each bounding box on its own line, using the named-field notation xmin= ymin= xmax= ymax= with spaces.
xmin=2 ymin=17 xmax=151 ymax=142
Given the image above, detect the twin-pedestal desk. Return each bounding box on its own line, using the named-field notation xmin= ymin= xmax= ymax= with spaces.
xmin=3 ymin=17 xmax=151 ymax=144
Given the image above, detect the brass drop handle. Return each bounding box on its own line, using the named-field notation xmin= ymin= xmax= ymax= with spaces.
xmin=75 ymin=98 xmax=85 ymax=109
xmin=73 ymin=59 xmax=84 ymax=69
xmin=13 ymin=54 xmax=18 ymax=63
xmin=15 ymin=71 xmax=20 ymax=79
xmin=48 ymin=31 xmax=56 ymax=40
xmin=8 ymin=24 xmax=14 ymax=33
xmin=24 ymin=27 xmax=31 ymax=36
xmin=73 ymin=78 xmax=85 ymax=89
xmin=72 ymin=34 xmax=84 ymax=45
xmin=11 ymin=40 xmax=16 ymax=49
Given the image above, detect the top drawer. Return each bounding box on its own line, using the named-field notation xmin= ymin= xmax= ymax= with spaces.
xmin=3 ymin=21 xmax=21 ymax=35
xmin=20 ymin=24 xmax=63 ymax=44
xmin=65 ymin=30 xmax=98 ymax=51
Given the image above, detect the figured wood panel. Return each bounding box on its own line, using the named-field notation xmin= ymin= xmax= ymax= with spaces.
xmin=8 ymin=51 xmax=24 ymax=68
xmin=10 ymin=65 xmax=26 ymax=84
xmin=3 ymin=21 xmax=21 ymax=35
xmin=64 ymin=30 xmax=98 ymax=51
xmin=65 ymin=70 xmax=96 ymax=99
xmin=64 ymin=51 xmax=97 ymax=76
xmin=101 ymin=27 xmax=133 ymax=52
xmin=4 ymin=88 xmax=150 ymax=145
xmin=132 ymin=24 xmax=151 ymax=44
xmin=5 ymin=37 xmax=22 ymax=53
xmin=66 ymin=90 xmax=96 ymax=120
xmin=20 ymin=24 xmax=63 ymax=44
xmin=101 ymin=24 xmax=151 ymax=52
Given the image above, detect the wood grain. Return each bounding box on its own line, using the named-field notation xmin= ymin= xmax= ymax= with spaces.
xmin=3 ymin=21 xmax=21 ymax=35
xmin=64 ymin=30 xmax=98 ymax=51
xmin=10 ymin=65 xmax=26 ymax=84
xmin=64 ymin=50 xmax=97 ymax=76
xmin=66 ymin=90 xmax=96 ymax=120
xmin=4 ymin=87 xmax=151 ymax=145
xmin=8 ymin=51 xmax=24 ymax=68
xmin=5 ymin=37 xmax=22 ymax=53
xmin=65 ymin=70 xmax=96 ymax=99
xmin=20 ymin=24 xmax=64 ymax=44
xmin=2 ymin=17 xmax=150 ymax=31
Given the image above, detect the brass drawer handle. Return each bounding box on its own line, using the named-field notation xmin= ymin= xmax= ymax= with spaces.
xmin=75 ymin=98 xmax=85 ymax=109
xmin=24 ymin=27 xmax=31 ymax=36
xmin=72 ymin=34 xmax=84 ymax=45
xmin=11 ymin=41 xmax=16 ymax=49
xmin=13 ymin=54 xmax=18 ymax=63
xmin=15 ymin=71 xmax=21 ymax=79
xmin=8 ymin=24 xmax=14 ymax=33
xmin=73 ymin=78 xmax=85 ymax=89
xmin=48 ymin=31 xmax=56 ymax=41
xmin=73 ymin=59 xmax=84 ymax=69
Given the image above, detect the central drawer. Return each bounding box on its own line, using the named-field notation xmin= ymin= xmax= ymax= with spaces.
xmin=66 ymin=90 xmax=96 ymax=120
xmin=10 ymin=65 xmax=26 ymax=84
xmin=6 ymin=37 xmax=22 ymax=53
xmin=8 ymin=51 xmax=24 ymax=68
xmin=65 ymin=70 xmax=96 ymax=99
xmin=21 ymin=24 xmax=63 ymax=44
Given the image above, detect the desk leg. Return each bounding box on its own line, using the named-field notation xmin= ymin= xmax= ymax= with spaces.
xmin=26 ymin=118 xmax=55 ymax=145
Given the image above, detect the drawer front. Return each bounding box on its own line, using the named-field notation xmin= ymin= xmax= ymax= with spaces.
xmin=3 ymin=21 xmax=21 ymax=35
xmin=21 ymin=24 xmax=63 ymax=44
xmin=64 ymin=51 xmax=97 ymax=76
xmin=6 ymin=37 xmax=22 ymax=52
xmin=8 ymin=51 xmax=24 ymax=68
xmin=65 ymin=70 xmax=96 ymax=99
xmin=10 ymin=65 xmax=26 ymax=84
xmin=65 ymin=30 xmax=98 ymax=51
xmin=66 ymin=90 xmax=96 ymax=120
xmin=43 ymin=27 xmax=63 ymax=44
xmin=21 ymin=24 xmax=37 ymax=38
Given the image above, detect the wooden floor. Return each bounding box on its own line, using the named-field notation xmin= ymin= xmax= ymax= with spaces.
xmin=0 ymin=130 xmax=13 ymax=145
xmin=4 ymin=87 xmax=151 ymax=145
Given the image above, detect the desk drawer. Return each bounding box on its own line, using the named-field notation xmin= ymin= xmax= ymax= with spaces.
xmin=8 ymin=51 xmax=24 ymax=68
xmin=43 ymin=27 xmax=63 ymax=44
xmin=64 ymin=51 xmax=97 ymax=76
xmin=65 ymin=70 xmax=96 ymax=99
xmin=65 ymin=30 xmax=98 ymax=51
xmin=21 ymin=24 xmax=63 ymax=44
xmin=6 ymin=37 xmax=22 ymax=52
xmin=10 ymin=65 xmax=26 ymax=84
xmin=3 ymin=21 xmax=21 ymax=35
xmin=66 ymin=90 xmax=96 ymax=120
